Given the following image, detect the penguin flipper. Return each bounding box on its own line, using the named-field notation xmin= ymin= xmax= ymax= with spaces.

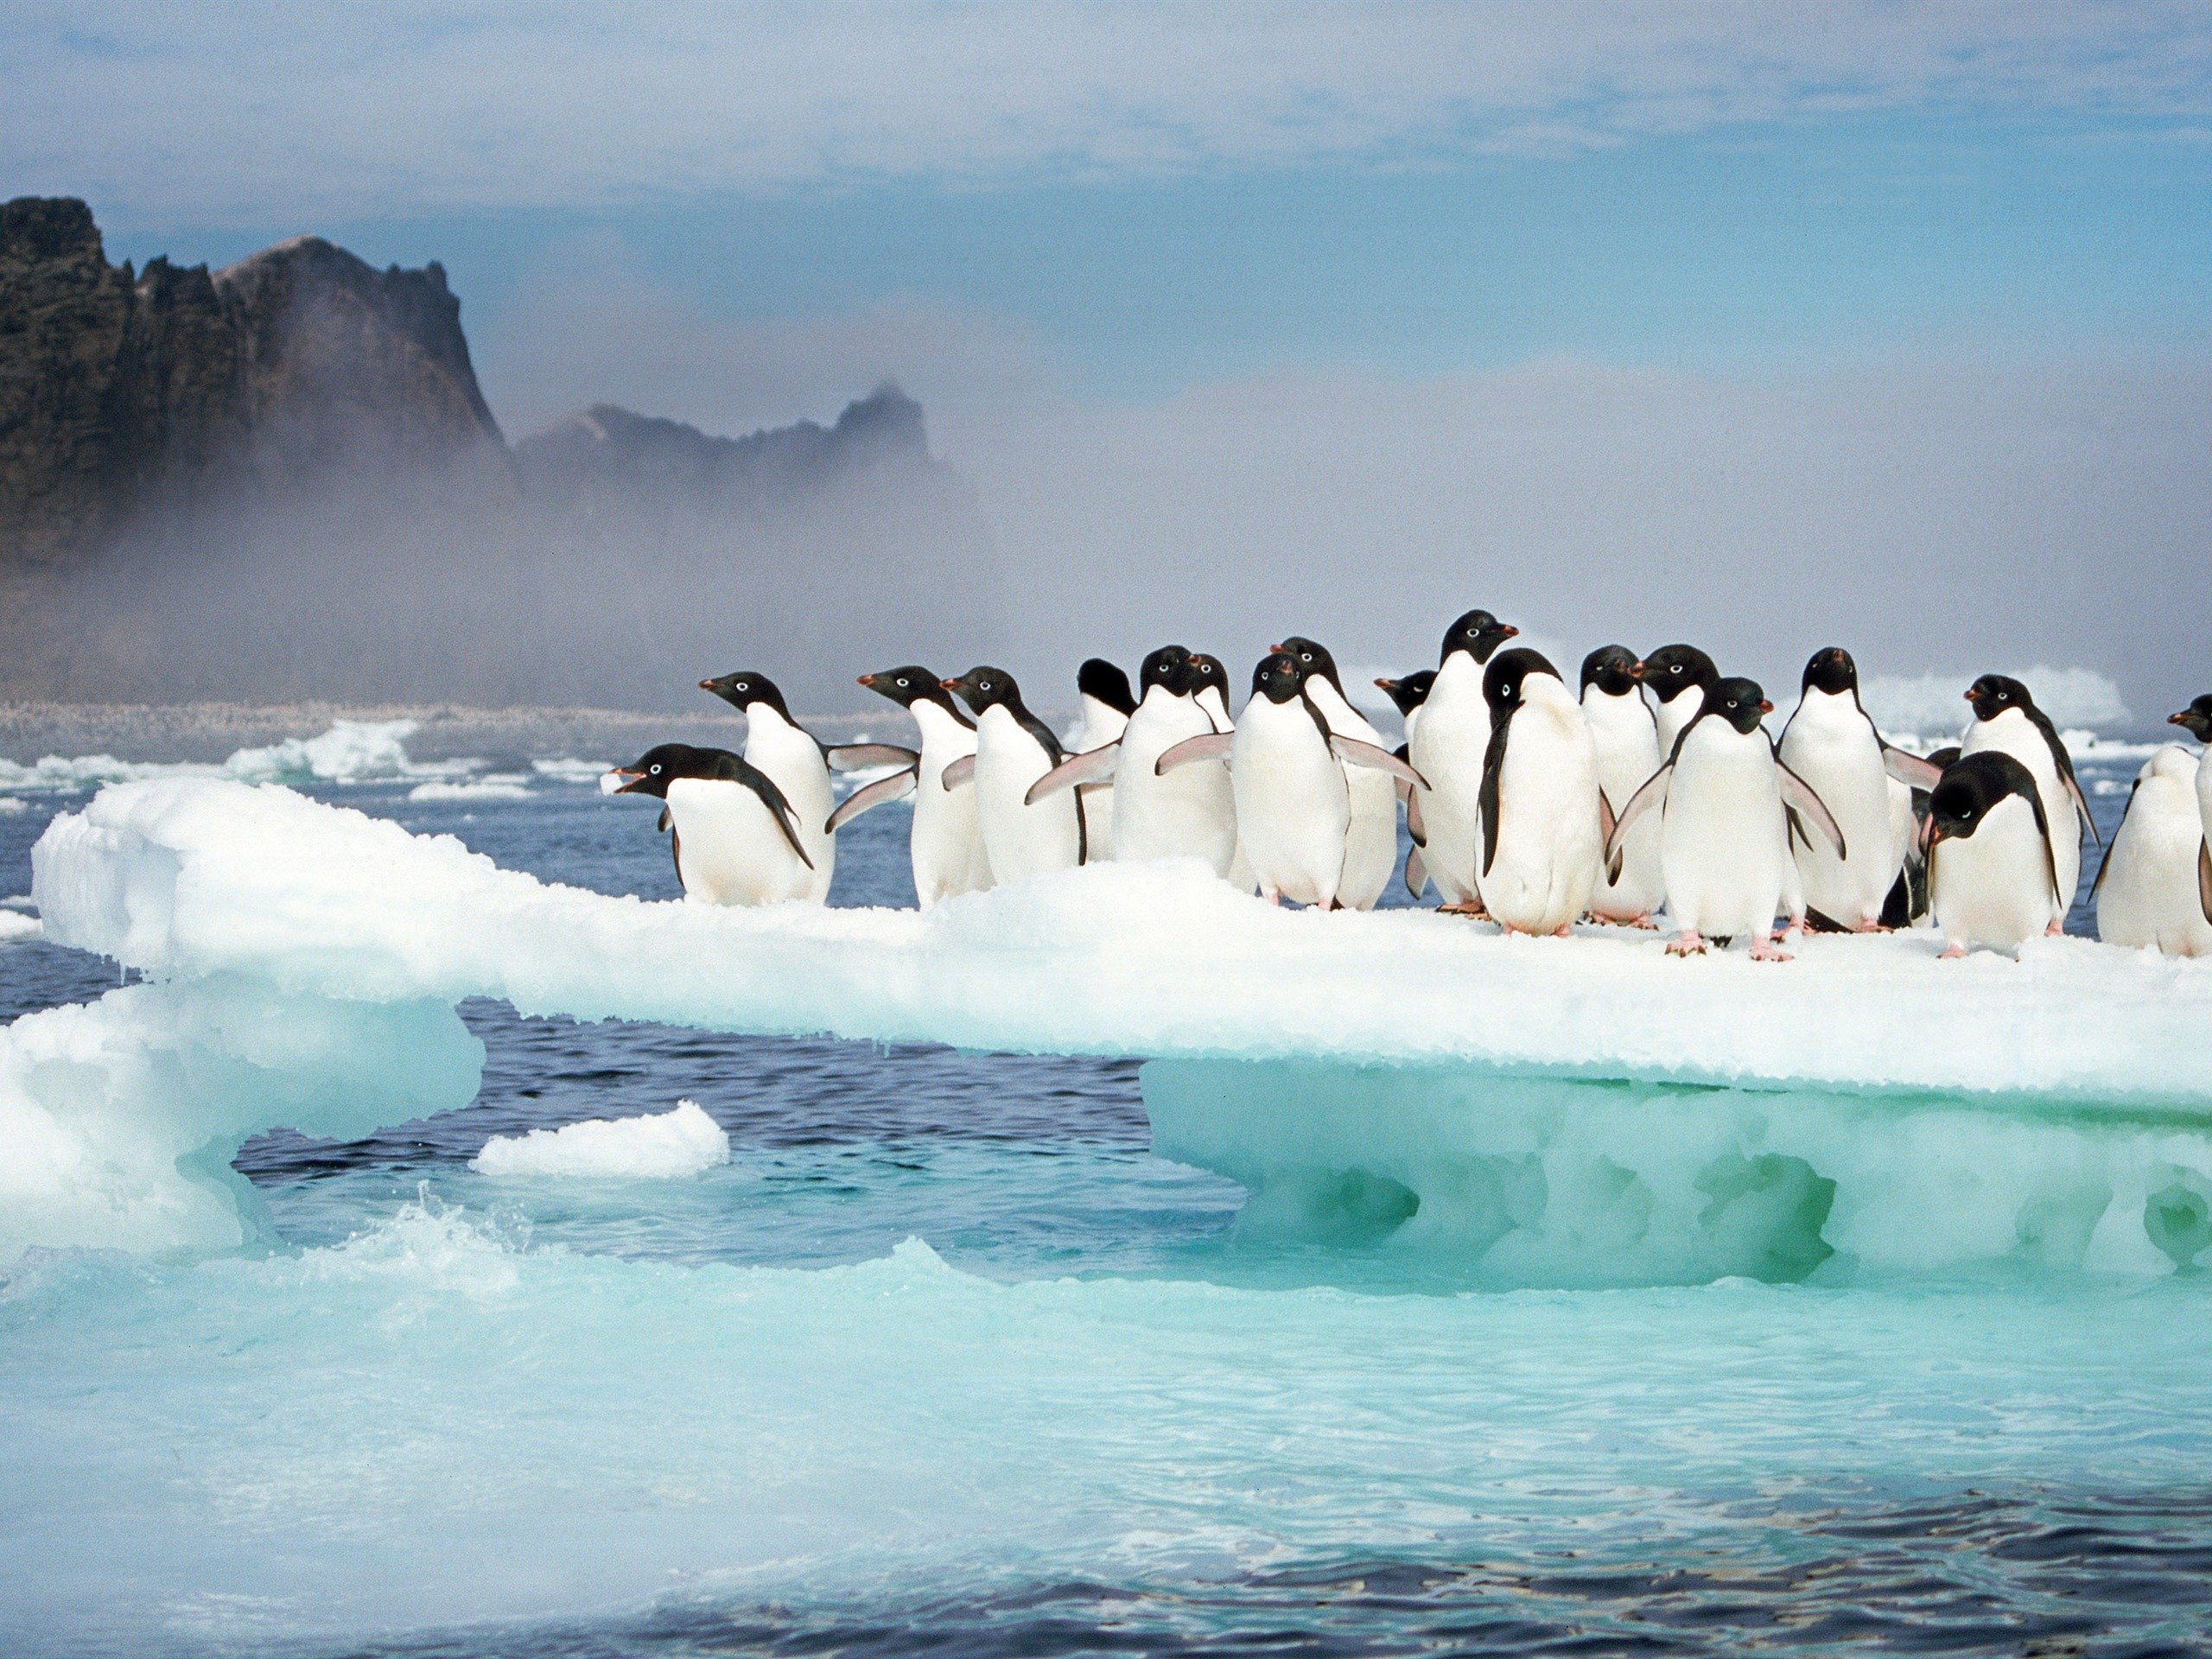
xmin=1604 ymin=762 xmax=1672 ymax=880
xmin=1777 ymin=760 xmax=1847 ymax=858
xmin=1596 ymin=786 xmax=1617 ymax=848
xmin=940 ymin=753 xmax=977 ymax=791
xmin=713 ymin=753 xmax=816 ymax=870
xmin=2088 ymin=779 xmax=2139 ymax=902
xmin=827 ymin=766 xmax=918 ymax=833
xmin=1405 ymin=845 xmax=1428 ymax=899
xmin=826 ymin=743 xmax=920 ymax=772
xmin=1403 ymin=778 xmax=1427 ymax=847
xmin=1025 ymin=742 xmax=1120 ymax=804
xmin=1329 ymin=734 xmax=1427 ymax=790
xmin=2199 ymin=837 xmax=2212 ymax=926
xmin=1478 ymin=715 xmax=1510 ymax=879
xmin=658 ymin=805 xmax=671 ymax=834
xmin=1155 ymin=733 xmax=1235 ymax=776
xmin=1881 ymin=743 xmax=1944 ymax=791
xmin=2063 ymin=766 xmax=2101 ymax=846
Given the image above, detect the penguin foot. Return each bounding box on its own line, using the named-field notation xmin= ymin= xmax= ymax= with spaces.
xmin=1440 ymin=901 xmax=1491 ymax=920
xmin=1623 ymin=912 xmax=1658 ymax=930
xmin=1939 ymin=944 xmax=1968 ymax=959
xmin=1750 ymin=935 xmax=1794 ymax=963
xmin=1666 ymin=933 xmax=1707 ymax=957
xmin=1853 ymin=917 xmax=1890 ymax=934
xmin=2045 ymin=918 xmax=2065 ymax=936
xmin=1552 ymin=924 xmax=1572 ymax=939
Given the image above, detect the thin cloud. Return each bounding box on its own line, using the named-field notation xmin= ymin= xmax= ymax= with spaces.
xmin=7 ymin=3 xmax=2210 ymax=225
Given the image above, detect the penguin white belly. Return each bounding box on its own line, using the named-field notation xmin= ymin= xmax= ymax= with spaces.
xmin=666 ymin=778 xmax=816 ymax=906
xmin=1778 ymin=702 xmax=1898 ymax=930
xmin=1962 ymin=711 xmax=2079 ymax=918
xmin=1583 ymin=689 xmax=1663 ymax=921
xmin=1305 ymin=682 xmax=1395 ymax=910
xmin=1654 ymin=689 xmax=1705 ymax=762
xmin=2196 ymin=748 xmax=2212 ymax=855
xmin=1660 ymin=734 xmax=1789 ymax=941
xmin=1114 ymin=698 xmax=1236 ymax=873
xmin=1074 ymin=702 xmax=1128 ymax=863
xmin=1933 ymin=795 xmax=2058 ymax=952
xmin=910 ymin=704 xmax=989 ymax=906
xmin=1484 ymin=694 xmax=1601 ymax=935
xmin=974 ymin=707 xmax=1083 ymax=883
xmin=2096 ymin=753 xmax=2212 ymax=956
xmin=743 ymin=716 xmax=836 ymax=903
xmin=1408 ymin=657 xmax=1489 ymax=904
xmin=1232 ymin=701 xmax=1349 ymax=906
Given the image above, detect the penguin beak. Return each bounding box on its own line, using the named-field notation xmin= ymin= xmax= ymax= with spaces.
xmin=1500 ymin=625 xmax=1519 ymax=639
xmin=940 ymin=678 xmax=960 ymax=692
xmin=1628 ymin=661 xmax=1647 ymax=681
xmin=1268 ymin=643 xmax=1283 ymax=653
xmin=858 ymin=674 xmax=876 ymax=689
xmin=1962 ymin=690 xmax=1975 ymax=702
xmin=2170 ymin=711 xmax=2190 ymax=726
xmin=1758 ymin=699 xmax=1774 ymax=715
xmin=697 ymin=679 xmax=715 ymax=691
xmin=1920 ymin=817 xmax=1942 ymax=855
xmin=606 ymin=769 xmax=647 ymax=795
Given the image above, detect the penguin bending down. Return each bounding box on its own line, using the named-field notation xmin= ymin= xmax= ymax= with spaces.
xmin=853 ymin=665 xmax=994 ymax=906
xmin=1580 ymin=645 xmax=1663 ymax=926
xmin=944 ymin=666 xmax=1086 ymax=882
xmin=1637 ymin=645 xmax=1719 ymax=760
xmin=1776 ymin=647 xmax=1943 ymax=932
xmin=1374 ymin=671 xmax=1435 ymax=744
xmin=606 ymin=743 xmax=816 ymax=906
xmin=2093 ymin=746 xmax=2212 ymax=956
xmin=1606 ymin=677 xmax=1844 ymax=960
xmin=1923 ymin=751 xmax=2064 ymax=957
xmin=1408 ymin=609 xmax=1520 ymax=913
xmin=1959 ymin=675 xmax=2097 ymax=932
xmin=1072 ymin=659 xmax=1137 ymax=861
xmin=1478 ymin=649 xmax=1605 ymax=936
xmin=700 ymin=670 xmax=918 ymax=904
xmin=1278 ymin=636 xmax=1397 ymax=910
xmin=2167 ymin=696 xmax=2212 ymax=925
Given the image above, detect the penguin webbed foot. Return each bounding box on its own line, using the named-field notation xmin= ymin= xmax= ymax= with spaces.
xmin=1749 ymin=934 xmax=1794 ymax=963
xmin=1439 ymin=901 xmax=1491 ymax=920
xmin=2045 ymin=918 xmax=2066 ymax=937
xmin=1939 ymin=943 xmax=1968 ymax=960
xmin=1666 ymin=932 xmax=1707 ymax=957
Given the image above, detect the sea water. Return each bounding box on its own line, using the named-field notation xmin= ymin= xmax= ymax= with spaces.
xmin=3 ymin=745 xmax=2211 ymax=1656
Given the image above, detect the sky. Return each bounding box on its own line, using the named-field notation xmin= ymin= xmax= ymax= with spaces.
xmin=6 ymin=2 xmax=2210 ymax=715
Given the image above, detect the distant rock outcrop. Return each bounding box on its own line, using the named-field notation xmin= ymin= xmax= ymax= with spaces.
xmin=0 ymin=196 xmax=506 ymax=564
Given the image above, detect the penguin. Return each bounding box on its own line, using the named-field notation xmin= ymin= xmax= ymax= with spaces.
xmin=1155 ymin=652 xmax=1420 ymax=907
xmin=1377 ymin=669 xmax=1440 ymax=900
xmin=1605 ymin=677 xmax=1844 ymax=960
xmin=1277 ymin=636 xmax=1397 ymax=910
xmin=2093 ymin=746 xmax=2212 ymax=957
xmin=944 ymin=666 xmax=1086 ymax=881
xmin=1637 ymin=644 xmax=1719 ymax=760
xmin=1374 ymin=671 xmax=1436 ymax=745
xmin=1185 ymin=653 xmax=1236 ymax=733
xmin=1958 ymin=674 xmax=2098 ymax=931
xmin=605 ymin=743 xmax=816 ymax=906
xmin=1580 ymin=645 xmax=1663 ymax=926
xmin=851 ymin=665 xmax=994 ymax=906
xmin=699 ymin=670 xmax=918 ymax=905
xmin=1408 ymin=609 xmax=1521 ymax=914
xmin=1477 ymin=648 xmax=1604 ymax=937
xmin=1923 ymin=750 xmax=2064 ymax=957
xmin=2166 ymin=695 xmax=2212 ymax=925
xmin=1072 ymin=659 xmax=1137 ymax=862
xmin=1776 ymin=647 xmax=1944 ymax=932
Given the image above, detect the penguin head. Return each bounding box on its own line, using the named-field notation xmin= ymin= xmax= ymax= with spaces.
xmin=1580 ymin=645 xmax=1639 ymax=698
xmin=1139 ymin=645 xmax=1192 ymax=696
xmin=1250 ymin=651 xmax=1309 ymax=704
xmin=942 ymin=666 xmax=1022 ymax=715
xmin=1275 ymin=637 xmax=1344 ymax=694
xmin=1707 ymin=677 xmax=1773 ymax=736
xmin=1484 ymin=647 xmax=1561 ymax=715
xmin=1373 ymin=669 xmax=1435 ymax=717
xmin=2168 ymin=695 xmax=2212 ymax=742
xmin=1439 ymin=610 xmax=1518 ymax=668
xmin=1926 ymin=750 xmax=2037 ymax=847
xmin=1634 ymin=644 xmax=1718 ymax=705
xmin=1183 ymin=652 xmax=1230 ymax=702
xmin=1077 ymin=658 xmax=1136 ymax=715
xmin=698 ymin=670 xmax=791 ymax=720
xmin=858 ymin=666 xmax=966 ymax=721
xmin=607 ymin=742 xmax=720 ymax=798
xmin=1801 ymin=646 xmax=1859 ymax=698
xmin=1965 ymin=674 xmax=2035 ymax=723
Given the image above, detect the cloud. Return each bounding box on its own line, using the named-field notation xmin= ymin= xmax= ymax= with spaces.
xmin=8 ymin=2 xmax=2211 ymax=224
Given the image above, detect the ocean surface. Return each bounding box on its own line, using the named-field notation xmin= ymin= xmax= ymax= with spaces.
xmin=4 ymin=735 xmax=2211 ymax=1657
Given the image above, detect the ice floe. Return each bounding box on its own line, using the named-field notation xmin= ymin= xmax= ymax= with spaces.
xmin=471 ymin=1100 xmax=731 ymax=1179
xmin=0 ymin=718 xmax=474 ymax=794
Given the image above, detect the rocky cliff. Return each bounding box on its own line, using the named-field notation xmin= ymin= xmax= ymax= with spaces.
xmin=0 ymin=197 xmax=506 ymax=565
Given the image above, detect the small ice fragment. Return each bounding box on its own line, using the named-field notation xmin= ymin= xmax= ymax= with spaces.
xmin=470 ymin=1101 xmax=731 ymax=1179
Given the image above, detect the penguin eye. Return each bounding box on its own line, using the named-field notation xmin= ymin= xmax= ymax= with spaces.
xmin=650 ymin=765 xmax=662 ymax=774
xmin=896 ymin=677 xmax=909 ymax=688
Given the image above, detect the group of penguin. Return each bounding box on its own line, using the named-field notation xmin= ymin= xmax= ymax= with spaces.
xmin=601 ymin=612 xmax=2212 ymax=961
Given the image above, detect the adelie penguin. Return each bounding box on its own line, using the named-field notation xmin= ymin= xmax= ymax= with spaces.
xmin=2092 ymin=745 xmax=2212 ymax=957
xmin=1606 ymin=677 xmax=1844 ymax=959
xmin=944 ymin=666 xmax=1087 ymax=882
xmin=1637 ymin=645 xmax=1719 ymax=761
xmin=1408 ymin=608 xmax=1520 ymax=914
xmin=852 ymin=665 xmax=994 ymax=906
xmin=1579 ymin=645 xmax=1662 ymax=927
xmin=604 ymin=743 xmax=816 ymax=906
xmin=700 ymin=669 xmax=918 ymax=905
xmin=2167 ymin=695 xmax=2212 ymax=926
xmin=1071 ymin=658 xmax=1137 ymax=861
xmin=1478 ymin=648 xmax=1605 ymax=937
xmin=1776 ymin=647 xmax=1942 ymax=932
xmin=1277 ymin=636 xmax=1397 ymax=910
xmin=1923 ymin=750 xmax=2064 ymax=957
xmin=1958 ymin=674 xmax=2097 ymax=931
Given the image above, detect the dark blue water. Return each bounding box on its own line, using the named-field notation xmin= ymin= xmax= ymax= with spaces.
xmin=4 ymin=748 xmax=2209 ymax=1659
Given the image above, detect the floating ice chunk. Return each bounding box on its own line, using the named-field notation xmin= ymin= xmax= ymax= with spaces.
xmin=407 ymin=777 xmax=534 ymax=802
xmin=0 ymin=719 xmax=468 ymax=795
xmin=471 ymin=1100 xmax=731 ymax=1179
xmin=530 ymin=757 xmax=611 ymax=783
xmin=0 ymin=910 xmax=41 ymax=944
xmin=0 ymin=796 xmax=26 ymax=814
